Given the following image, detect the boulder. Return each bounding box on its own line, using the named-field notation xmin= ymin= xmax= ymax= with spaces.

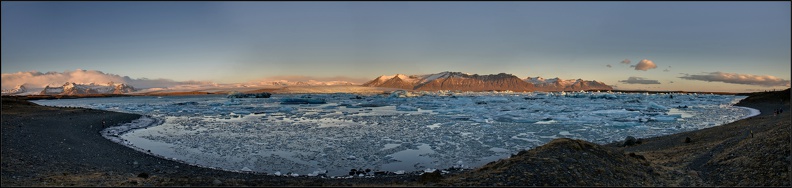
xmin=623 ymin=136 xmax=638 ymax=147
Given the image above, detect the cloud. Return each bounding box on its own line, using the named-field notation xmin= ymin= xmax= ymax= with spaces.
xmin=619 ymin=77 xmax=661 ymax=84
xmin=620 ymin=59 xmax=631 ymax=65
xmin=631 ymin=59 xmax=657 ymax=71
xmin=1 ymin=69 xmax=213 ymax=90
xmin=679 ymin=72 xmax=791 ymax=87
xmin=606 ymin=64 xmax=612 ymax=68
xmin=663 ymin=69 xmax=670 ymax=72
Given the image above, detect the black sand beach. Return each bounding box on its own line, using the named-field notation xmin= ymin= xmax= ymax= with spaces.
xmin=2 ymin=89 xmax=789 ymax=186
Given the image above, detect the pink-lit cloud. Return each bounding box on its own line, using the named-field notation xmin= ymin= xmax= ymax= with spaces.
xmin=620 ymin=59 xmax=631 ymax=65
xmin=679 ymin=72 xmax=791 ymax=87
xmin=630 ymin=59 xmax=657 ymax=71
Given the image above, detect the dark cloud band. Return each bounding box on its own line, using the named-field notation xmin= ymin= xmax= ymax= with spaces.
xmin=679 ymin=72 xmax=790 ymax=87
xmin=619 ymin=76 xmax=661 ymax=84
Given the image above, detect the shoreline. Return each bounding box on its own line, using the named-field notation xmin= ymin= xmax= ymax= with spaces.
xmin=2 ymin=89 xmax=789 ymax=186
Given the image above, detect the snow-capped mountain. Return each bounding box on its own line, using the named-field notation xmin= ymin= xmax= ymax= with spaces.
xmin=526 ymin=77 xmax=612 ymax=91
xmin=363 ymin=71 xmax=537 ymax=92
xmin=39 ymin=82 xmax=136 ymax=95
xmin=1 ymin=85 xmax=27 ymax=95
xmin=363 ymin=71 xmax=613 ymax=92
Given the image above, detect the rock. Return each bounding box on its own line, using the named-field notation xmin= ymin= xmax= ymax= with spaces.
xmin=685 ymin=137 xmax=692 ymax=143
xmin=418 ymin=170 xmax=443 ymax=184
xmin=212 ymin=179 xmax=222 ymax=185
xmin=628 ymin=152 xmax=646 ymax=160
xmin=623 ymin=136 xmax=637 ymax=146
xmin=137 ymin=172 xmax=149 ymax=179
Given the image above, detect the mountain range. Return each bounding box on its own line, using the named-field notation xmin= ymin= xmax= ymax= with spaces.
xmin=362 ymin=71 xmax=612 ymax=92
xmin=2 ymin=71 xmax=612 ymax=95
xmin=1 ymin=85 xmax=28 ymax=95
xmin=38 ymin=82 xmax=136 ymax=95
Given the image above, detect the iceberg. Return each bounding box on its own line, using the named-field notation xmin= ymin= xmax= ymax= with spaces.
xmin=281 ymin=98 xmax=327 ymax=104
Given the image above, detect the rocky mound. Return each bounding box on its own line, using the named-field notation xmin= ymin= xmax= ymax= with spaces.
xmin=441 ymin=138 xmax=668 ymax=186
xmin=737 ymin=88 xmax=790 ymax=104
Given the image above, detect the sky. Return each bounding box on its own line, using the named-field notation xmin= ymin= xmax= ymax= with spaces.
xmin=2 ymin=1 xmax=790 ymax=92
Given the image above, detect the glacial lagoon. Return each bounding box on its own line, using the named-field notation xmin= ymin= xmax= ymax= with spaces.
xmin=32 ymin=91 xmax=756 ymax=177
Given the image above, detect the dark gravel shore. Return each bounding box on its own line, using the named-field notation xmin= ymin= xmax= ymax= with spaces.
xmin=2 ymin=89 xmax=789 ymax=186
xmin=1 ymin=97 xmax=421 ymax=186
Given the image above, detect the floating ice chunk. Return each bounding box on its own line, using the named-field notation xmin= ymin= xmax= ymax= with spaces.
xmin=274 ymin=171 xmax=282 ymax=176
xmin=241 ymin=167 xmax=252 ymax=172
xmin=592 ymin=109 xmax=641 ymax=115
xmin=224 ymin=99 xmax=241 ymax=105
xmin=539 ymin=135 xmax=558 ymax=139
xmin=307 ymin=169 xmax=327 ymax=177
xmin=650 ymin=115 xmax=678 ymax=122
xmin=426 ymin=123 xmax=441 ymax=129
xmin=233 ymin=110 xmax=251 ymax=115
xmin=559 ymin=131 xmax=573 ymax=136
xmin=424 ymin=168 xmax=437 ymax=173
xmin=389 ymin=90 xmax=419 ymax=98
xmin=535 ymin=120 xmax=558 ymax=124
xmin=278 ymin=106 xmax=295 ymax=113
xmin=347 ymin=155 xmax=356 ymax=160
xmin=648 ymin=102 xmax=669 ymax=111
xmin=281 ymin=98 xmax=326 ymax=104
xmin=396 ymin=105 xmax=418 ymax=111
xmin=590 ymin=93 xmax=618 ymax=99
xmin=478 ymin=96 xmax=512 ymax=104
xmin=394 ymin=170 xmax=405 ymax=175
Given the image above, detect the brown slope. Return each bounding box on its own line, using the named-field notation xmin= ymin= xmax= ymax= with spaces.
xmin=614 ymin=88 xmax=790 ymax=186
xmin=361 ymin=76 xmax=389 ymax=87
xmin=441 ymin=138 xmax=667 ymax=186
xmin=441 ymin=89 xmax=789 ymax=186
